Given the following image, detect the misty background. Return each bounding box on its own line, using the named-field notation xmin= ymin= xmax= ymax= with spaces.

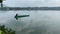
xmin=2 ymin=0 xmax=60 ymax=7
xmin=0 ymin=11 xmax=60 ymax=34
xmin=0 ymin=0 xmax=60 ymax=34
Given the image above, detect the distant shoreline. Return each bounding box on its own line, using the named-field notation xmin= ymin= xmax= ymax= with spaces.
xmin=0 ymin=7 xmax=60 ymax=10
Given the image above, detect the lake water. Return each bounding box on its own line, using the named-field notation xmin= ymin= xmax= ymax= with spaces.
xmin=0 ymin=10 xmax=60 ymax=34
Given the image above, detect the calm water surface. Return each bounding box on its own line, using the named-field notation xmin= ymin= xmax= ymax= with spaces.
xmin=0 ymin=10 xmax=60 ymax=34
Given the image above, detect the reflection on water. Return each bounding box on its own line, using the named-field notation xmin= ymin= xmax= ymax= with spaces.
xmin=0 ymin=11 xmax=60 ymax=34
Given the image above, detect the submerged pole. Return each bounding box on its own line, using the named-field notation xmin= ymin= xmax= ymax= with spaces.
xmin=1 ymin=3 xmax=3 ymax=9
xmin=0 ymin=0 xmax=3 ymax=9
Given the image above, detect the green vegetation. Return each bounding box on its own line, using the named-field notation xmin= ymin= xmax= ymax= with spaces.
xmin=0 ymin=25 xmax=16 ymax=34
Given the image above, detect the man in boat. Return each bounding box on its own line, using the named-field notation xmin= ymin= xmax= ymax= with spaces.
xmin=14 ymin=14 xmax=30 ymax=20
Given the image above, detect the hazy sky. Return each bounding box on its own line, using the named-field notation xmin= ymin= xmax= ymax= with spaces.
xmin=2 ymin=0 xmax=60 ymax=7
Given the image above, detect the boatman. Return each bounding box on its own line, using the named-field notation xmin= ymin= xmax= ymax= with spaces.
xmin=14 ymin=14 xmax=30 ymax=20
